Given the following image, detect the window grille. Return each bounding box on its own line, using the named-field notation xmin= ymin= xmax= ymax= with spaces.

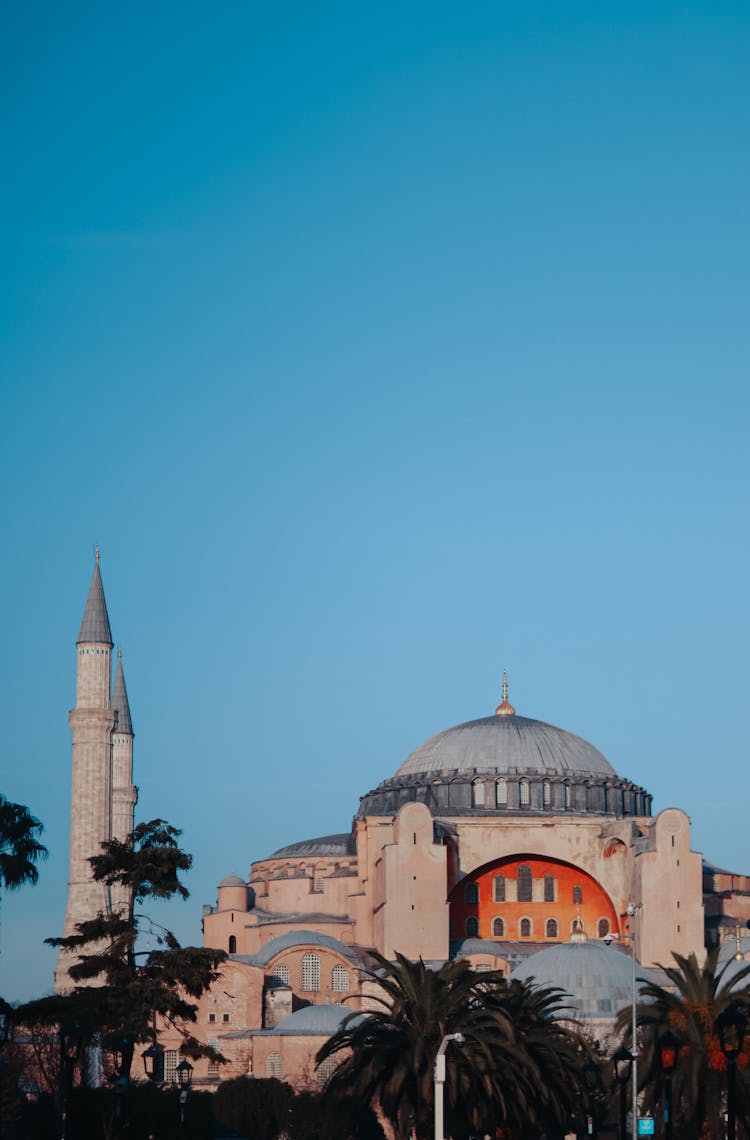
xmin=494 ymin=875 xmax=505 ymax=902
xmin=207 ymin=1039 xmax=220 ymax=1080
xmin=331 ymin=965 xmax=349 ymax=993
xmin=316 ymin=1054 xmax=338 ymax=1087
xmin=493 ymin=917 xmax=504 ymax=937
xmin=302 ymin=953 xmax=320 ymax=992
xmin=164 ymin=1050 xmax=178 ymax=1085
xmin=271 ymin=964 xmax=290 ymax=986
xmin=546 ymin=918 xmax=558 ymax=938
xmin=466 ymin=917 xmax=479 ymax=937
xmin=519 ymin=778 xmax=530 ymax=806
xmin=544 ymin=874 xmax=555 ymax=902
xmin=266 ymin=1052 xmax=283 ymax=1079
xmin=573 ymin=885 xmax=583 ymax=905
xmin=520 ymin=918 xmax=531 ymax=937
xmin=465 ymin=883 xmax=479 ymax=905
xmin=517 ymin=865 xmax=532 ymax=903
xmin=472 ymin=779 xmax=485 ymax=807
xmin=495 ymin=778 xmax=507 ymax=806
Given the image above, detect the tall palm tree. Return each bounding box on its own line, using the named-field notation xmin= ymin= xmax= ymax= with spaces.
xmin=0 ymin=795 xmax=46 ymax=893
xmin=317 ymin=951 xmax=591 ymax=1140
xmin=617 ymin=947 xmax=750 ymax=1140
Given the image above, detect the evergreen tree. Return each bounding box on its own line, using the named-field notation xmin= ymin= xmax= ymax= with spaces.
xmin=22 ymin=819 xmax=226 ymax=1080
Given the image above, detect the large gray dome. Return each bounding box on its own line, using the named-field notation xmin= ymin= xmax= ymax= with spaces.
xmin=396 ymin=715 xmax=616 ymax=779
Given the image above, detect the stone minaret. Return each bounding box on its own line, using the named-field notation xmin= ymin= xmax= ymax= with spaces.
xmin=110 ymin=647 xmax=137 ymax=917
xmin=55 ymin=550 xmax=136 ymax=992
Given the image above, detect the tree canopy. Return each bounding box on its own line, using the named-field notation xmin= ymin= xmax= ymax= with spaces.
xmin=21 ymin=818 xmax=226 ymax=1080
xmin=0 ymin=794 xmax=46 ymax=893
xmin=317 ymin=951 xmax=595 ymax=1140
xmin=618 ymin=947 xmax=750 ymax=1140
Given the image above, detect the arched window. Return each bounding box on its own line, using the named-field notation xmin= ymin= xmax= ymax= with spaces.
xmin=316 ymin=1054 xmax=338 ymax=1087
xmin=207 ymin=1039 xmax=220 ymax=1080
xmin=520 ymin=918 xmax=531 ymax=937
xmin=466 ymin=917 xmax=479 ymax=937
xmin=165 ymin=1050 xmax=178 ymax=1085
xmin=494 ymin=875 xmax=506 ymax=902
xmin=266 ymin=1052 xmax=283 ymax=1079
xmin=573 ymin=885 xmax=583 ymax=905
xmin=519 ymin=778 xmax=530 ymax=806
xmin=493 ymin=917 xmax=504 ymax=937
xmin=517 ymin=864 xmax=532 ymax=903
xmin=495 ymin=778 xmax=507 ymax=806
xmin=544 ymin=874 xmax=555 ymax=902
xmin=332 ymin=965 xmax=349 ymax=993
xmin=472 ymin=779 xmax=485 ymax=807
xmin=302 ymin=953 xmax=320 ymax=992
xmin=543 ymin=780 xmax=551 ymax=807
xmin=564 ymin=783 xmax=571 ymax=809
xmin=546 ymin=918 xmax=558 ymax=938
xmin=465 ymin=882 xmax=479 ymax=905
xmin=271 ymin=963 xmax=290 ymax=986
xmin=228 ymin=935 xmax=236 ymax=954
xmin=598 ymin=918 xmax=610 ymax=939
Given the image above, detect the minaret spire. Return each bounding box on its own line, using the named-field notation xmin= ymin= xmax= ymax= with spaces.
xmin=112 ymin=647 xmax=133 ymax=736
xmin=78 ymin=548 xmax=113 ymax=645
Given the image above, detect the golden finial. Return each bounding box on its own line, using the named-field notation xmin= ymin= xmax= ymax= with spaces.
xmin=735 ymin=926 xmax=744 ymax=961
xmin=570 ymin=908 xmax=588 ymax=943
xmin=495 ymin=670 xmax=516 ymax=717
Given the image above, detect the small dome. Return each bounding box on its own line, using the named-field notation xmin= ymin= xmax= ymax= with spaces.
xmin=512 ymin=940 xmax=652 ymax=1020
xmin=396 ymin=715 xmax=616 ymax=779
xmin=219 ymin=873 xmax=246 ymax=888
xmin=271 ymin=1003 xmax=359 ymax=1036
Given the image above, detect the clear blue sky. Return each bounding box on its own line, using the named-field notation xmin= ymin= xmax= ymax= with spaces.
xmin=1 ymin=1 xmax=748 ymax=1001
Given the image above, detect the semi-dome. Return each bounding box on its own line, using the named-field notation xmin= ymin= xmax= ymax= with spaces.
xmin=396 ymin=714 xmax=616 ymax=779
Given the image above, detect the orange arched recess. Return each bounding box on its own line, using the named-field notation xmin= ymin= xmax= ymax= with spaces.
xmin=449 ymin=855 xmax=620 ymax=945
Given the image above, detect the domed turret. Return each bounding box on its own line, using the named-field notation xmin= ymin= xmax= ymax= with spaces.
xmin=217 ymin=872 xmax=248 ymax=912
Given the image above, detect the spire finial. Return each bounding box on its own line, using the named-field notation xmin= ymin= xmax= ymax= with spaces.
xmin=570 ymin=907 xmax=588 ymax=943
xmin=495 ymin=670 xmax=516 ymax=717
xmin=95 ymin=544 xmax=100 ymax=565
xmin=117 ymin=646 xmax=122 ymax=661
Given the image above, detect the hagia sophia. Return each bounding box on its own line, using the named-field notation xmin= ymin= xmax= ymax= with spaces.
xmin=58 ymin=556 xmax=750 ymax=1088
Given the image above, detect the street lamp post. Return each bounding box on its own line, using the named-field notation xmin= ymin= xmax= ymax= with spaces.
xmin=433 ymin=1033 xmax=465 ymax=1140
xmin=176 ymin=1059 xmax=193 ymax=1126
xmin=656 ymin=1028 xmax=682 ymax=1140
xmin=716 ymin=1004 xmax=747 ymax=1140
xmin=612 ymin=1045 xmax=633 ymax=1140
xmin=626 ymin=902 xmax=640 ymax=1140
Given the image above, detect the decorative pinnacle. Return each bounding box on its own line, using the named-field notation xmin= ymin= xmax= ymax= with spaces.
xmin=570 ymin=908 xmax=588 ymax=943
xmin=495 ymin=670 xmax=516 ymax=717
xmin=95 ymin=544 xmax=100 ymax=565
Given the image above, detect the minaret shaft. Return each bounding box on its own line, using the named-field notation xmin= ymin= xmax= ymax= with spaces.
xmin=56 ymin=555 xmax=136 ymax=993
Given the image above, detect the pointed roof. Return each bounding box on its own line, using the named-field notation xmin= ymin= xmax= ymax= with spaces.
xmin=112 ymin=648 xmax=133 ymax=735
xmin=77 ymin=547 xmax=113 ymax=645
